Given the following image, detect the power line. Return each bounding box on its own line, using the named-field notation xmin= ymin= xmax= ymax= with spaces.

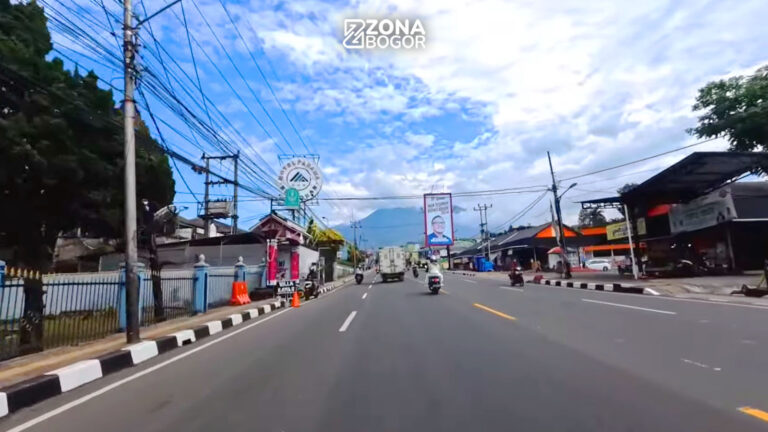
xmin=61 ymin=1 xmax=282 ymax=195
xmin=561 ymin=137 xmax=720 ymax=181
xmin=188 ymin=1 xmax=296 ymax=155
xmin=491 ymin=190 xmax=549 ymax=231
xmin=216 ymin=0 xmax=313 ymax=154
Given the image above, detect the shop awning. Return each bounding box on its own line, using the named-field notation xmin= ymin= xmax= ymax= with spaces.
xmin=622 ymin=152 xmax=768 ymax=206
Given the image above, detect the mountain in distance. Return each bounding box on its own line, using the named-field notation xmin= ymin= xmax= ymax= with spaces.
xmin=333 ymin=207 xmax=478 ymax=249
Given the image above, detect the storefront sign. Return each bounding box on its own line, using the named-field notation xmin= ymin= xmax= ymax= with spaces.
xmin=607 ymin=218 xmax=646 ymax=241
xmin=277 ymin=158 xmax=323 ymax=200
xmin=669 ymin=186 xmax=737 ymax=234
xmin=606 ymin=221 xmax=628 ymax=241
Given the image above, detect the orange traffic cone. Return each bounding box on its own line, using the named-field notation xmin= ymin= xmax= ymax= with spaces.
xmin=291 ymin=291 xmax=301 ymax=308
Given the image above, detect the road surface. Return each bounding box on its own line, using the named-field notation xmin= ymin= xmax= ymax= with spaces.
xmin=3 ymin=272 xmax=768 ymax=431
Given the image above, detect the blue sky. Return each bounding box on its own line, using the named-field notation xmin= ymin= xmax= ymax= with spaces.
xmin=47 ymin=0 xmax=768 ymax=234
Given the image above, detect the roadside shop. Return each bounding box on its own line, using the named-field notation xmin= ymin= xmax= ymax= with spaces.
xmin=581 ymin=152 xmax=768 ymax=275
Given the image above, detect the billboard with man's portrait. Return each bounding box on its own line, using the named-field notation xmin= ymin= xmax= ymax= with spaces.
xmin=423 ymin=193 xmax=455 ymax=247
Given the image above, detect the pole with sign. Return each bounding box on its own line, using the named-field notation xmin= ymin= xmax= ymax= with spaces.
xmin=284 ymin=188 xmax=300 ymax=209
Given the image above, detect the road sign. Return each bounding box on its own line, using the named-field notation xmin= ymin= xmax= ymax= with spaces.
xmin=284 ymin=187 xmax=300 ymax=208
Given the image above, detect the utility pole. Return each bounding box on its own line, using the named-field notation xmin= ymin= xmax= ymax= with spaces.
xmin=232 ymin=151 xmax=239 ymax=234
xmin=200 ymin=153 xmax=239 ymax=237
xmin=202 ymin=155 xmax=211 ymax=236
xmin=474 ymin=204 xmax=492 ymax=260
xmin=350 ymin=220 xmax=362 ymax=268
xmin=123 ymin=0 xmax=140 ymax=343
xmin=547 ymin=151 xmax=572 ymax=279
xmin=122 ymin=0 xmax=182 ymax=343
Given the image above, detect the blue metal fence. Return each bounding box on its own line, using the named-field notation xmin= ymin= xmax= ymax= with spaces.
xmin=207 ymin=267 xmax=235 ymax=308
xmin=0 ymin=258 xmax=264 ymax=361
xmin=139 ymin=269 xmax=195 ymax=326
xmin=0 ymin=271 xmax=121 ymax=360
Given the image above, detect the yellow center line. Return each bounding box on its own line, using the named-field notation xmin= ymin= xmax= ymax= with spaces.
xmin=739 ymin=407 xmax=768 ymax=423
xmin=473 ymin=303 xmax=516 ymax=320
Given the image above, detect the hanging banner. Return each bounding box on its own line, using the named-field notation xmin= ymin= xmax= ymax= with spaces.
xmin=290 ymin=247 xmax=300 ymax=282
xmin=267 ymin=240 xmax=278 ymax=286
xmin=669 ymin=186 xmax=737 ymax=234
xmin=423 ymin=193 xmax=455 ymax=246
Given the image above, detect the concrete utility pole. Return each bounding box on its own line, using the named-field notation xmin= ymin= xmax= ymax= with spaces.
xmin=122 ymin=0 xmax=181 ymax=343
xmin=200 ymin=153 xmax=239 ymax=237
xmin=350 ymin=220 xmax=362 ymax=268
xmin=547 ymin=151 xmax=572 ymax=279
xmin=474 ymin=204 xmax=492 ymax=260
xmin=123 ymin=0 xmax=140 ymax=343
xmin=232 ymin=151 xmax=239 ymax=234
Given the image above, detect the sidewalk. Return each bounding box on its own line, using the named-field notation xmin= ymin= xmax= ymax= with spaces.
xmin=0 ymin=298 xmax=279 ymax=387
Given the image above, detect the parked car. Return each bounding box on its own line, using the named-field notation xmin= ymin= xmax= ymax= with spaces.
xmin=586 ymin=258 xmax=613 ymax=271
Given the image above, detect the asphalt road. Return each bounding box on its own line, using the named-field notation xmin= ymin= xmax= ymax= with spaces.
xmin=3 ymin=272 xmax=768 ymax=431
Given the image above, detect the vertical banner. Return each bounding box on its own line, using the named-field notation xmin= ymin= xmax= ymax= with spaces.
xmin=290 ymin=247 xmax=300 ymax=282
xmin=424 ymin=193 xmax=455 ymax=246
xmin=267 ymin=239 xmax=278 ymax=286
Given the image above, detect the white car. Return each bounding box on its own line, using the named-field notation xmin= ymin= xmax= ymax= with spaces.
xmin=586 ymin=258 xmax=613 ymax=271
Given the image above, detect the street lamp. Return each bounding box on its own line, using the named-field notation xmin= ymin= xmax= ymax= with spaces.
xmin=558 ymin=183 xmax=578 ymax=200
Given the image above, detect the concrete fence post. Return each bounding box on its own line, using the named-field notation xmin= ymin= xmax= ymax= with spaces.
xmin=234 ymin=256 xmax=246 ymax=282
xmin=119 ymin=262 xmax=145 ymax=331
xmin=194 ymin=255 xmax=210 ymax=314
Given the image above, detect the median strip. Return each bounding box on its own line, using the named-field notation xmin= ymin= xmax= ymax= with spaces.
xmin=472 ymin=303 xmax=516 ymax=320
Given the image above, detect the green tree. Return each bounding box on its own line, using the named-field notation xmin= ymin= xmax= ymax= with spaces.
xmin=0 ymin=0 xmax=174 ymax=269
xmin=346 ymin=243 xmax=365 ymax=266
xmin=577 ymin=208 xmax=607 ymax=228
xmin=688 ymin=65 xmax=768 ymax=151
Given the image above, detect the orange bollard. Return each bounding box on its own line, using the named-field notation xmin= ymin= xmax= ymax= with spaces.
xmin=291 ymin=291 xmax=301 ymax=308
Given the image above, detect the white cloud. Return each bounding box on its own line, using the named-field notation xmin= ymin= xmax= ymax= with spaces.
xmin=60 ymin=0 xmax=767 ymax=228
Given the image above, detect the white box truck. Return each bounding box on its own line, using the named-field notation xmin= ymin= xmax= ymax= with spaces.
xmin=377 ymin=246 xmax=407 ymax=282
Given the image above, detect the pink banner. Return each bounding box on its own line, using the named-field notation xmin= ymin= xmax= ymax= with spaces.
xmin=290 ymin=248 xmax=300 ymax=281
xmin=267 ymin=241 xmax=278 ymax=285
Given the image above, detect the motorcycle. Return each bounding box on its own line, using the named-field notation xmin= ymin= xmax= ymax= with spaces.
xmin=355 ymin=273 xmax=364 ymax=285
xmin=508 ymin=267 xmax=524 ymax=286
xmin=412 ymin=266 xmax=419 ymax=278
xmin=302 ymin=279 xmax=319 ymax=300
xmin=427 ymin=274 xmax=441 ymax=294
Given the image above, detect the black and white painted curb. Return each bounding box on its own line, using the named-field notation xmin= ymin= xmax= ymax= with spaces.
xmin=448 ymin=271 xmax=476 ymax=277
xmin=0 ymin=298 xmax=288 ymax=418
xmin=529 ymin=277 xmax=649 ymax=295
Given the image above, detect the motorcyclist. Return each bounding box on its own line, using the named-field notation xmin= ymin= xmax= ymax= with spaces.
xmin=425 ymin=256 xmax=443 ymax=286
